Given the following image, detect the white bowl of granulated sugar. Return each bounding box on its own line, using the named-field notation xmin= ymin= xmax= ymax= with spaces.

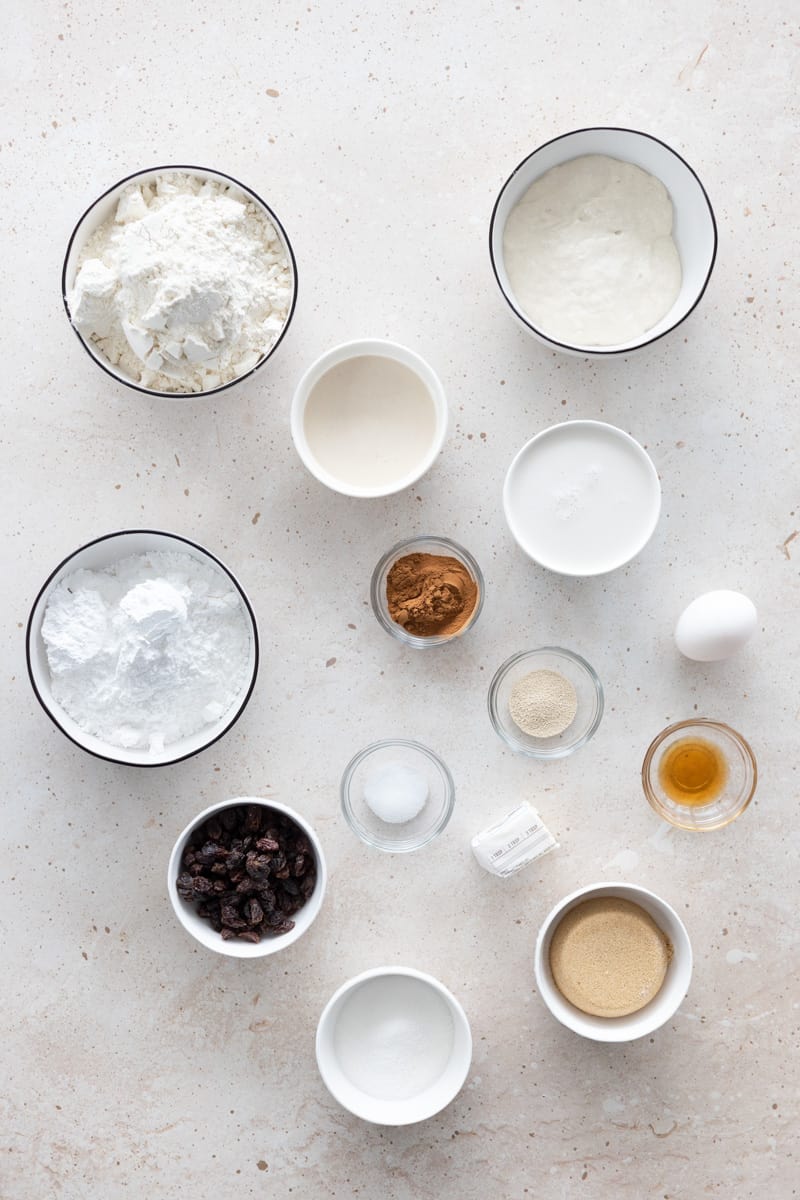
xmin=62 ymin=165 xmax=297 ymax=398
xmin=26 ymin=530 xmax=259 ymax=767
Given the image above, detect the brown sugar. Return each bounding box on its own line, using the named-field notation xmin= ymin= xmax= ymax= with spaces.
xmin=549 ymin=897 xmax=672 ymax=1018
xmin=386 ymin=552 xmax=478 ymax=638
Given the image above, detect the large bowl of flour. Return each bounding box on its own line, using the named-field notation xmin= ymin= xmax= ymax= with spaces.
xmin=490 ymin=127 xmax=717 ymax=356
xmin=62 ymin=166 xmax=297 ymax=397
xmin=26 ymin=530 xmax=259 ymax=766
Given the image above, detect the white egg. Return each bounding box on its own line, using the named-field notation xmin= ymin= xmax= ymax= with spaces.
xmin=674 ymin=590 xmax=757 ymax=662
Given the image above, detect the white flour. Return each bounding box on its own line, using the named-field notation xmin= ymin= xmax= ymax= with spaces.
xmin=69 ymin=172 xmax=292 ymax=392
xmin=41 ymin=551 xmax=252 ymax=751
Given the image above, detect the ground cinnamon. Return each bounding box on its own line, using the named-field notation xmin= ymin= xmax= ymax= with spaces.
xmin=386 ymin=552 xmax=478 ymax=637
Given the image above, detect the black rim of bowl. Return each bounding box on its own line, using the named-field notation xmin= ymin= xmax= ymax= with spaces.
xmin=488 ymin=126 xmax=719 ymax=356
xmin=25 ymin=529 xmax=260 ymax=767
xmin=61 ymin=164 xmax=299 ymax=398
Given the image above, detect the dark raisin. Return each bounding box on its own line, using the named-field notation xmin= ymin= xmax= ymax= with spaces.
xmin=244 ymin=899 xmax=264 ymax=925
xmin=244 ymin=805 xmax=261 ymax=834
xmin=236 ymin=877 xmax=259 ymax=895
xmin=220 ymin=927 xmax=236 ymax=940
xmin=226 ymin=849 xmax=244 ymax=872
xmin=176 ymin=872 xmax=194 ymax=898
xmin=300 ymin=874 xmax=316 ymax=898
xmin=265 ymin=918 xmax=295 ymax=936
xmin=245 ymin=852 xmax=272 ymax=883
xmin=282 ymin=878 xmax=300 ymax=896
xmin=192 ymin=876 xmax=214 ymax=895
xmin=206 ymin=818 xmax=223 ymax=841
xmin=237 ymin=929 xmax=261 ymax=943
xmin=258 ymin=887 xmax=276 ymax=911
xmin=255 ymin=836 xmax=279 ymax=853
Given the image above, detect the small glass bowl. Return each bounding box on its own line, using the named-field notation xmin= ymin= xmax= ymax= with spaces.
xmin=488 ymin=647 xmax=604 ymax=759
xmin=370 ymin=536 xmax=484 ymax=647
xmin=641 ymin=719 xmax=757 ymax=831
xmin=340 ymin=739 xmax=455 ymax=852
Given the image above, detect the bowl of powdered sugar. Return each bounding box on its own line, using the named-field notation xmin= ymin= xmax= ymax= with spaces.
xmin=26 ymin=530 xmax=259 ymax=766
xmin=62 ymin=166 xmax=296 ymax=396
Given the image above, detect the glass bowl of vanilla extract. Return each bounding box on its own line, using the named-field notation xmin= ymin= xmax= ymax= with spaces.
xmin=641 ymin=718 xmax=757 ymax=831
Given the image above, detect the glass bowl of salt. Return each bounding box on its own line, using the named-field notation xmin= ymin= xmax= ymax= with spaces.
xmin=340 ymin=739 xmax=455 ymax=852
xmin=488 ymin=647 xmax=604 ymax=759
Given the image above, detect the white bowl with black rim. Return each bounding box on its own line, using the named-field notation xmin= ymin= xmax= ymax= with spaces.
xmin=490 ymin=127 xmax=717 ymax=357
xmin=62 ymin=164 xmax=298 ymax=398
xmin=26 ymin=530 xmax=259 ymax=766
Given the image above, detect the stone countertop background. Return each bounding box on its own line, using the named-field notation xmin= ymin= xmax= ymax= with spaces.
xmin=2 ymin=1 xmax=797 ymax=1197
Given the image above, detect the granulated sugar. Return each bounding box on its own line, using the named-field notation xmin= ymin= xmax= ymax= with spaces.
xmin=41 ymin=551 xmax=252 ymax=751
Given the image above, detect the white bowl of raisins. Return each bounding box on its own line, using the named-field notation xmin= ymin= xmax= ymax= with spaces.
xmin=168 ymin=797 xmax=327 ymax=958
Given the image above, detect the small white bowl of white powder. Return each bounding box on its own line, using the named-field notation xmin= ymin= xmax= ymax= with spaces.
xmin=26 ymin=530 xmax=258 ymax=766
xmin=490 ymin=127 xmax=717 ymax=356
xmin=62 ymin=166 xmax=296 ymax=397
xmin=316 ymin=966 xmax=472 ymax=1124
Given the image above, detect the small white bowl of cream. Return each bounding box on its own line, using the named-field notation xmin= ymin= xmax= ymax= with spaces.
xmin=291 ymin=339 xmax=447 ymax=497
xmin=316 ymin=967 xmax=472 ymax=1124
xmin=503 ymin=420 xmax=661 ymax=575
xmin=490 ymin=127 xmax=717 ymax=355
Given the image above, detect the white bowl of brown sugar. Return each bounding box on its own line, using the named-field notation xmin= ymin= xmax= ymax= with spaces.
xmin=534 ymin=881 xmax=692 ymax=1042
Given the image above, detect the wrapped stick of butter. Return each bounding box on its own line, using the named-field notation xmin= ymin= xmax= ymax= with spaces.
xmin=471 ymin=802 xmax=558 ymax=877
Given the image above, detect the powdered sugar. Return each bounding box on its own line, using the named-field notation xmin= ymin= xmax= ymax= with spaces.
xmin=69 ymin=172 xmax=292 ymax=393
xmin=41 ymin=551 xmax=252 ymax=751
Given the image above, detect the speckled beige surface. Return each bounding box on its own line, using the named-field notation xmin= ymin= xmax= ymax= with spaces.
xmin=2 ymin=2 xmax=798 ymax=1197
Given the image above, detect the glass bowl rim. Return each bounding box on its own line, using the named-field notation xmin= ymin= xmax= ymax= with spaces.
xmin=641 ymin=717 xmax=758 ymax=831
xmin=487 ymin=646 xmax=604 ymax=759
xmin=369 ymin=535 xmax=485 ymax=647
xmin=340 ymin=737 xmax=456 ymax=852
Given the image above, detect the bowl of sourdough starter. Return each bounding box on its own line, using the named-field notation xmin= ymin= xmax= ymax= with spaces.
xmin=291 ymin=339 xmax=448 ymax=497
xmin=62 ymin=165 xmax=297 ymax=397
xmin=490 ymin=127 xmax=717 ymax=356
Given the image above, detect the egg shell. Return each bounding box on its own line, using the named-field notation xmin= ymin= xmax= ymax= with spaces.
xmin=674 ymin=590 xmax=757 ymax=662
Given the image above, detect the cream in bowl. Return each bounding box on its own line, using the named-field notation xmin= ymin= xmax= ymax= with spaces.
xmin=63 ymin=165 xmax=297 ymax=397
xmin=291 ymin=339 xmax=447 ymax=497
xmin=503 ymin=420 xmax=661 ymax=575
xmin=490 ymin=127 xmax=717 ymax=355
